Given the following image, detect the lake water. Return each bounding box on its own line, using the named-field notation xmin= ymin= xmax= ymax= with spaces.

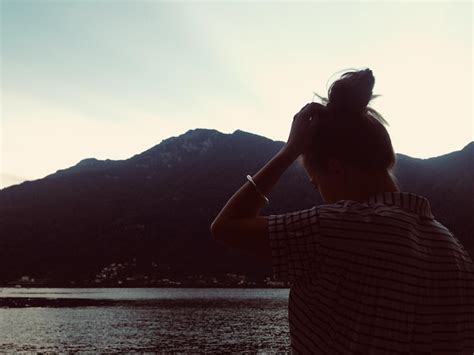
xmin=0 ymin=288 xmax=290 ymax=352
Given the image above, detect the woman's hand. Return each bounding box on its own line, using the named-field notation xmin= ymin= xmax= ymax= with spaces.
xmin=284 ymin=102 xmax=324 ymax=156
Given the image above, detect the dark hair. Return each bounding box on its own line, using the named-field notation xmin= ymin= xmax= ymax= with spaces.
xmin=302 ymin=68 xmax=396 ymax=174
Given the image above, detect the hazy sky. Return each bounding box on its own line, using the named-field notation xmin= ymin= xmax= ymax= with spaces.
xmin=1 ymin=1 xmax=472 ymax=189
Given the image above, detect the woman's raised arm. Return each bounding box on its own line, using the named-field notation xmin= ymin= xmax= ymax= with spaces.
xmin=210 ymin=102 xmax=320 ymax=259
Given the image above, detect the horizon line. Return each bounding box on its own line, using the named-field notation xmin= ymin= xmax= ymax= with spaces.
xmin=1 ymin=128 xmax=472 ymax=190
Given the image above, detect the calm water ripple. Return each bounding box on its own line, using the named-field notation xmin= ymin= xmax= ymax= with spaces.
xmin=0 ymin=288 xmax=290 ymax=352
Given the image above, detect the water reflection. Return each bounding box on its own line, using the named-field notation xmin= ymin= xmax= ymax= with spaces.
xmin=0 ymin=288 xmax=290 ymax=352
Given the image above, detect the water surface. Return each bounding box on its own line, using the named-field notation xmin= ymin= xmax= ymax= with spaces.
xmin=0 ymin=288 xmax=290 ymax=352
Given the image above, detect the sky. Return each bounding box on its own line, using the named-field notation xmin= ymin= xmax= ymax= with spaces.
xmin=1 ymin=1 xmax=472 ymax=189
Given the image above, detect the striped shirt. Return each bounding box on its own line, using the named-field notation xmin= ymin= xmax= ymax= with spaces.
xmin=267 ymin=191 xmax=474 ymax=354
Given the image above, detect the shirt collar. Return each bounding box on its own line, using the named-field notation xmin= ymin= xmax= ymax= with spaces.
xmin=365 ymin=191 xmax=434 ymax=220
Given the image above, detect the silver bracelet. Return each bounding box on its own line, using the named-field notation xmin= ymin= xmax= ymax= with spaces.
xmin=246 ymin=175 xmax=270 ymax=204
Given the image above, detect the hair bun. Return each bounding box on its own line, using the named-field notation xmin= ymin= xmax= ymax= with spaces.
xmin=327 ymin=68 xmax=375 ymax=117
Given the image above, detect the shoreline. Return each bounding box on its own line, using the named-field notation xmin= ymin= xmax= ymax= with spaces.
xmin=0 ymin=296 xmax=289 ymax=309
xmin=0 ymin=285 xmax=289 ymax=289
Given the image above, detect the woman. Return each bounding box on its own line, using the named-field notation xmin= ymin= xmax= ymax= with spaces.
xmin=210 ymin=68 xmax=474 ymax=354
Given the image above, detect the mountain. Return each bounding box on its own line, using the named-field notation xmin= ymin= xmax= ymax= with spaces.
xmin=0 ymin=129 xmax=472 ymax=285
xmin=392 ymin=141 xmax=474 ymax=255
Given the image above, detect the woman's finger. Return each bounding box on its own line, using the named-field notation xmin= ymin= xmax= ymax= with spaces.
xmin=293 ymin=103 xmax=313 ymax=120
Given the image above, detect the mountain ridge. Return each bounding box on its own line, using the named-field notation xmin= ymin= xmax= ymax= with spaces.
xmin=3 ymin=128 xmax=471 ymax=190
xmin=0 ymin=128 xmax=472 ymax=284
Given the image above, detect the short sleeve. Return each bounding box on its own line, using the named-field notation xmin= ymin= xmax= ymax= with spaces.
xmin=266 ymin=206 xmax=320 ymax=284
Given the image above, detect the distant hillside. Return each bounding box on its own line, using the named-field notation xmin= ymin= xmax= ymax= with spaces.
xmin=0 ymin=129 xmax=472 ymax=284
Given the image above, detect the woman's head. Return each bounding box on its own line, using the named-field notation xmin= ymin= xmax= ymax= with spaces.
xmin=301 ymin=68 xmax=398 ymax=203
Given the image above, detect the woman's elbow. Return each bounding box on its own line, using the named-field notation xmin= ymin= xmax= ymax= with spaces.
xmin=210 ymin=220 xmax=218 ymax=238
xmin=210 ymin=220 xmax=225 ymax=240
xmin=210 ymin=220 xmax=234 ymax=248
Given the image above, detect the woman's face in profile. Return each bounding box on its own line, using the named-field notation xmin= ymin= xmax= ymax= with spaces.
xmin=304 ymin=164 xmax=327 ymax=200
xmin=303 ymin=159 xmax=344 ymax=204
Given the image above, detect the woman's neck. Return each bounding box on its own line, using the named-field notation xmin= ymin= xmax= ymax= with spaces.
xmin=344 ymin=169 xmax=400 ymax=202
